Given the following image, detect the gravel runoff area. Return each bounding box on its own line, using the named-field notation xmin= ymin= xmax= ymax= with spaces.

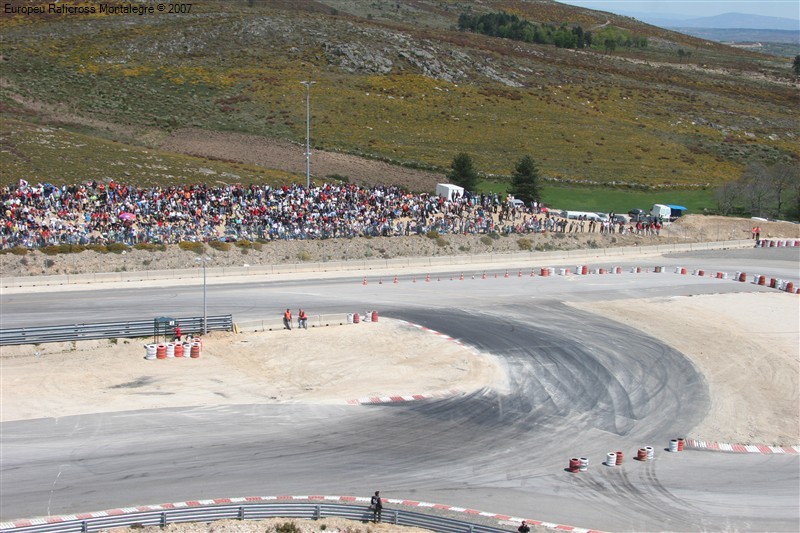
xmin=2 ymin=214 xmax=798 ymax=533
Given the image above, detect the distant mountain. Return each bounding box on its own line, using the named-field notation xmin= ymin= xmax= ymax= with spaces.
xmin=615 ymin=11 xmax=798 ymax=31
xmin=667 ymin=13 xmax=799 ymax=31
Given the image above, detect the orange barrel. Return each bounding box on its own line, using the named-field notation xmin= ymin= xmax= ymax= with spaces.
xmin=770 ymin=278 xmax=777 ymax=288
xmin=637 ymin=448 xmax=648 ymax=461
xmin=738 ymin=272 xmax=747 ymax=282
xmin=716 ymin=272 xmax=722 ymax=279
xmin=174 ymin=343 xmax=184 ymax=357
xmin=569 ymin=458 xmax=580 ymax=472
xmin=371 ymin=310 xmax=379 ymax=322
xmin=353 ymin=313 xmax=361 ymax=324
xmin=616 ymin=451 xmax=624 ymax=465
xmin=786 ymin=282 xmax=795 ymax=293
xmin=795 ymin=241 xmax=799 ymax=247
xmin=655 ymin=266 xmax=663 ymax=273
xmin=156 ymin=344 xmax=166 ymax=359
xmin=758 ymin=275 xmax=766 ymax=285
xmin=606 ymin=452 xmax=617 ymax=466
xmin=581 ymin=265 xmax=588 ymax=275
xmin=599 ymin=268 xmax=606 ymax=274
xmin=680 ymin=267 xmax=687 ymax=275
xmin=615 ymin=267 xmax=622 ymax=274
xmin=540 ymin=267 xmax=548 ymax=277
xmin=190 ymin=342 xmax=201 ymax=358
xmin=636 ymin=267 xmax=642 ymax=273
xmin=677 ymin=438 xmax=685 ymax=451
xmin=769 ymin=240 xmax=775 ymax=247
xmin=698 ymin=269 xmax=705 ymax=276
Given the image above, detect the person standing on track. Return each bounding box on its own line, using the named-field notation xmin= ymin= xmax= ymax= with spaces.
xmin=298 ymin=309 xmax=308 ymax=329
xmin=283 ymin=308 xmax=292 ymax=330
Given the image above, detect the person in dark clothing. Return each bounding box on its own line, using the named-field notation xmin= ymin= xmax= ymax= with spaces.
xmin=370 ymin=490 xmax=383 ymax=522
xmin=518 ymin=521 xmax=530 ymax=533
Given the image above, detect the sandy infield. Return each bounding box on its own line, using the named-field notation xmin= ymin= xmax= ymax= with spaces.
xmin=1 ymin=294 xmax=797 ymax=446
xmin=0 ymin=319 xmax=506 ymax=422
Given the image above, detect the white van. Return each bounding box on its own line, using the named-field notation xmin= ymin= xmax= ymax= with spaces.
xmin=651 ymin=204 xmax=671 ymax=220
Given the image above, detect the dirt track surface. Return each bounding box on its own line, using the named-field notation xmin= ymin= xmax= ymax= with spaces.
xmin=160 ymin=128 xmax=445 ymax=191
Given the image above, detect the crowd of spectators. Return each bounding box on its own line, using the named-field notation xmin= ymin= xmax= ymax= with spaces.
xmin=0 ymin=180 xmax=662 ymax=250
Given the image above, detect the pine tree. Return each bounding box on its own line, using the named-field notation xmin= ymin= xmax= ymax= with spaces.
xmin=509 ymin=155 xmax=542 ymax=204
xmin=448 ymin=152 xmax=479 ymax=191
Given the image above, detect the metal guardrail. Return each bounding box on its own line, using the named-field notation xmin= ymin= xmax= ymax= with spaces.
xmin=0 ymin=503 xmax=512 ymax=533
xmin=0 ymin=315 xmax=233 ymax=346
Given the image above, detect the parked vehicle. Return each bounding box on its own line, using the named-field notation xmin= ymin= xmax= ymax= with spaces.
xmin=595 ymin=212 xmax=610 ymax=222
xmin=628 ymin=209 xmax=648 ymax=222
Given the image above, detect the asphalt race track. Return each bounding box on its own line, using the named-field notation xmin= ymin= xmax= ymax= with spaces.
xmin=1 ymin=247 xmax=799 ymax=532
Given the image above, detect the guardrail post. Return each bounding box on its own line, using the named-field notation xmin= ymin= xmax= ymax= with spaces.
xmin=160 ymin=512 xmax=167 ymax=527
xmin=238 ymin=506 xmax=245 ymax=520
xmin=391 ymin=510 xmax=398 ymax=525
xmin=314 ymin=505 xmax=321 ymax=520
xmin=468 ymin=525 xmax=474 ymax=533
xmin=81 ymin=520 xmax=88 ymax=532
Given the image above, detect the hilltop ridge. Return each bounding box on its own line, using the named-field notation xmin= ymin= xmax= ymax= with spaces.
xmin=1 ymin=0 xmax=797 ymax=190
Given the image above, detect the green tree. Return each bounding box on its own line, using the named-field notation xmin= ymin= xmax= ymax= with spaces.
xmin=448 ymin=152 xmax=479 ymax=191
xmin=509 ymin=155 xmax=543 ymax=204
xmin=793 ymin=55 xmax=800 ymax=77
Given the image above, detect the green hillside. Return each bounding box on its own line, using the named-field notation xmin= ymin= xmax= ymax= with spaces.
xmin=1 ymin=0 xmax=797 ymax=192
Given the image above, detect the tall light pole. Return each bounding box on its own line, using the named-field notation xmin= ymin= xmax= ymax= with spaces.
xmin=195 ymin=256 xmax=209 ymax=335
xmin=300 ymin=80 xmax=315 ymax=188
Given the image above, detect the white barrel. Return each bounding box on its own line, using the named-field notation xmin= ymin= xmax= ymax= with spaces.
xmin=721 ymin=272 xmax=728 ymax=279
xmin=364 ymin=311 xmax=371 ymax=322
xmin=645 ymin=446 xmax=654 ymax=460
xmin=752 ymin=275 xmax=760 ymax=284
xmin=734 ymin=271 xmax=741 ymax=281
xmin=675 ymin=267 xmax=682 ymax=274
xmin=669 ymin=439 xmax=679 ymax=452
xmin=559 ymin=268 xmax=566 ymax=276
xmin=779 ymin=280 xmax=787 ymax=290
xmin=575 ymin=266 xmax=582 ymax=276
xmin=579 ymin=457 xmax=589 ymax=472
xmin=630 ymin=267 xmax=637 ymax=273
xmin=606 ymin=452 xmax=617 ymax=466
xmin=347 ymin=313 xmax=354 ymax=324
xmin=183 ymin=343 xmax=192 ymax=356
xmin=144 ymin=344 xmax=157 ymax=360
xmin=166 ymin=343 xmax=175 ymax=358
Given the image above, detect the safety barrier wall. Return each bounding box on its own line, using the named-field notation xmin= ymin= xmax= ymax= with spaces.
xmin=0 ymin=240 xmax=755 ymax=289
xmin=0 ymin=502 xmax=510 ymax=533
xmin=0 ymin=315 xmax=232 ymax=347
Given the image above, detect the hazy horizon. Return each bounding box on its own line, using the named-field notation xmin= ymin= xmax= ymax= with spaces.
xmin=555 ymin=1 xmax=800 ymax=21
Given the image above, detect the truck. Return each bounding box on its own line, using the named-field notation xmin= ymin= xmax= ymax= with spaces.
xmin=651 ymin=204 xmax=688 ymax=221
xmin=435 ymin=183 xmax=465 ymax=201
xmin=651 ymin=204 xmax=671 ymax=221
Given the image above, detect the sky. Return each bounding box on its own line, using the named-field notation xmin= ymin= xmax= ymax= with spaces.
xmin=555 ymin=1 xmax=800 ymax=21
